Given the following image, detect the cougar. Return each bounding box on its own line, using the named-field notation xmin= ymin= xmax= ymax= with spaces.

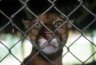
xmin=21 ymin=13 xmax=68 ymax=65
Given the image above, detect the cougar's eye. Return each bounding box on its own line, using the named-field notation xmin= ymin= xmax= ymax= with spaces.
xmin=34 ymin=22 xmax=42 ymax=29
xmin=54 ymin=21 xmax=62 ymax=28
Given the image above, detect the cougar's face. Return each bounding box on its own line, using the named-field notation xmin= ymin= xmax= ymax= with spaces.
xmin=24 ymin=13 xmax=68 ymax=54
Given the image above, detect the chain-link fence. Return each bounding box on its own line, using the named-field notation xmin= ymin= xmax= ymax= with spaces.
xmin=0 ymin=0 xmax=96 ymax=65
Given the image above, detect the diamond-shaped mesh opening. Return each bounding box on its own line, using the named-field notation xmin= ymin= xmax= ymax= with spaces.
xmin=83 ymin=20 xmax=96 ymax=32
xmin=62 ymin=52 xmax=82 ymax=65
xmin=27 ymin=0 xmax=51 ymax=15
xmin=83 ymin=0 xmax=96 ymax=14
xmin=55 ymin=0 xmax=80 ymax=15
xmin=12 ymin=11 xmax=31 ymax=33
xmin=70 ymin=7 xmax=95 ymax=30
xmin=65 ymin=31 xmax=81 ymax=47
xmin=26 ymin=21 xmax=55 ymax=44
xmin=69 ymin=36 xmax=93 ymax=62
xmin=0 ymin=0 xmax=22 ymax=17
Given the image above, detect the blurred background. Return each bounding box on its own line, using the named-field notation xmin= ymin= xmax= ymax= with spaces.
xmin=0 ymin=0 xmax=96 ymax=65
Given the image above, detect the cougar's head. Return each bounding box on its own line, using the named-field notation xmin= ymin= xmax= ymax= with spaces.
xmin=23 ymin=13 xmax=68 ymax=54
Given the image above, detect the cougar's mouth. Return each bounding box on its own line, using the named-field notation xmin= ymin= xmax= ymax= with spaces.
xmin=37 ymin=37 xmax=60 ymax=54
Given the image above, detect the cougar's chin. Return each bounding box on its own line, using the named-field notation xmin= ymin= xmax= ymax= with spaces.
xmin=37 ymin=37 xmax=59 ymax=54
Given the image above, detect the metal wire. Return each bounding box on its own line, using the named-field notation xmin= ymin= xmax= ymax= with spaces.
xmin=0 ymin=0 xmax=96 ymax=65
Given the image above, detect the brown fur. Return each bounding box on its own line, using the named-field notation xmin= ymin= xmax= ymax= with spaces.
xmin=22 ymin=13 xmax=68 ymax=65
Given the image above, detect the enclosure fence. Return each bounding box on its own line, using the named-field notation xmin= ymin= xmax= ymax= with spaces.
xmin=0 ymin=0 xmax=96 ymax=65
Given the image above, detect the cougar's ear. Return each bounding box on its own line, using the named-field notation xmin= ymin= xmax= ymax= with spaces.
xmin=22 ymin=19 xmax=31 ymax=29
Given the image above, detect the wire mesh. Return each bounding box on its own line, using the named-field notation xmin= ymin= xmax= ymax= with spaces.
xmin=0 ymin=0 xmax=96 ymax=65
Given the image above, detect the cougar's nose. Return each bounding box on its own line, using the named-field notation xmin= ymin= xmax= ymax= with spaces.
xmin=44 ymin=31 xmax=53 ymax=40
